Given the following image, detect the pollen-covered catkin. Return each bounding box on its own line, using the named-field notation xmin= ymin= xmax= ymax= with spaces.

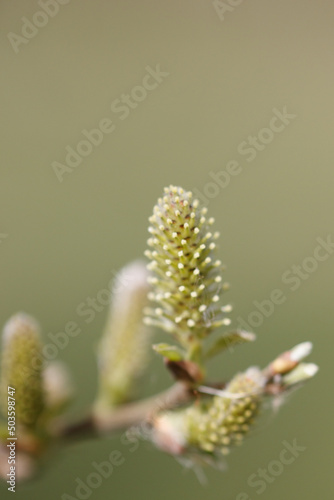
xmin=184 ymin=367 xmax=265 ymax=455
xmin=144 ymin=186 xmax=231 ymax=347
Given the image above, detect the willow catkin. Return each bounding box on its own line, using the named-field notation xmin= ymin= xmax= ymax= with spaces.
xmin=144 ymin=185 xmax=231 ymax=348
xmin=1 ymin=313 xmax=44 ymax=428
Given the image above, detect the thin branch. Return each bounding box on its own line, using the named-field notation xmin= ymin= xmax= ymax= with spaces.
xmin=58 ymin=382 xmax=193 ymax=441
xmin=52 ymin=375 xmax=288 ymax=446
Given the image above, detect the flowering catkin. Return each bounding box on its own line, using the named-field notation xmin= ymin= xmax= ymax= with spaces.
xmin=144 ymin=186 xmax=231 ymax=348
xmin=185 ymin=368 xmax=265 ymax=455
xmin=151 ymin=367 xmax=265 ymax=458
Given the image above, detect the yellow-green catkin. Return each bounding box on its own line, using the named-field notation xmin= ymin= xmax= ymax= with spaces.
xmin=144 ymin=186 xmax=231 ymax=348
xmin=1 ymin=313 xmax=44 ymax=428
xmin=95 ymin=261 xmax=151 ymax=409
xmin=185 ymin=367 xmax=266 ymax=455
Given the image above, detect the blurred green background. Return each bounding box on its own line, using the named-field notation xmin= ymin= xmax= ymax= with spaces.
xmin=1 ymin=0 xmax=333 ymax=498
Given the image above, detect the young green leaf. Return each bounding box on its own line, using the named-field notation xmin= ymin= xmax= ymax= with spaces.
xmin=153 ymin=343 xmax=185 ymax=362
xmin=205 ymin=330 xmax=256 ymax=359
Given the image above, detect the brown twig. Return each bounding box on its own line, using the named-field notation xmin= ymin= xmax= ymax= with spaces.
xmin=58 ymin=382 xmax=194 ymax=441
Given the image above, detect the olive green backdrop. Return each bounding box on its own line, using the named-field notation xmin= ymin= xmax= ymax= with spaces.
xmin=1 ymin=1 xmax=333 ymax=499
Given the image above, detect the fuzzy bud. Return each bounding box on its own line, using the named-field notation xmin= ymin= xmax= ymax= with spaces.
xmin=43 ymin=361 xmax=74 ymax=416
xmin=95 ymin=261 xmax=151 ymax=410
xmin=282 ymin=362 xmax=319 ymax=386
xmin=0 ymin=313 xmax=44 ymax=428
xmin=267 ymin=342 xmax=314 ymax=377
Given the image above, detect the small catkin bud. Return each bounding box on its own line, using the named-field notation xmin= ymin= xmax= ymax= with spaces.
xmin=184 ymin=367 xmax=265 ymax=455
xmin=95 ymin=261 xmax=151 ymax=409
xmin=266 ymin=341 xmax=314 ymax=378
xmin=282 ymin=362 xmax=319 ymax=386
xmin=145 ymin=186 xmax=230 ymax=346
xmin=43 ymin=361 xmax=74 ymax=416
xmin=0 ymin=313 xmax=44 ymax=428
xmin=151 ymin=413 xmax=187 ymax=456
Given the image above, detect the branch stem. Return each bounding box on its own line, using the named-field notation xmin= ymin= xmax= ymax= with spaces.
xmin=58 ymin=382 xmax=193 ymax=441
